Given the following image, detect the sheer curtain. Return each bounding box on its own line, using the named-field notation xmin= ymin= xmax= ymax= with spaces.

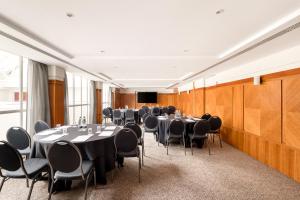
xmin=64 ymin=71 xmax=69 ymax=124
xmin=89 ymin=81 xmax=97 ymax=124
xmin=27 ymin=60 xmax=51 ymax=135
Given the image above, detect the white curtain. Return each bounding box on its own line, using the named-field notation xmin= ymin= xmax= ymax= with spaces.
xmin=64 ymin=71 xmax=69 ymax=124
xmin=27 ymin=60 xmax=51 ymax=135
xmin=89 ymin=81 xmax=97 ymax=124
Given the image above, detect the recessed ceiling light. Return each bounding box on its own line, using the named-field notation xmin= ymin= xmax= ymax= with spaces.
xmin=66 ymin=12 xmax=74 ymax=17
xmin=216 ymin=9 xmax=224 ymax=15
xmin=183 ymin=50 xmax=189 ymax=53
xmin=99 ymin=50 xmax=105 ymax=54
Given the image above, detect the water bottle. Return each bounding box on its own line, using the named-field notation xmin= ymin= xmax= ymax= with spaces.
xmin=78 ymin=116 xmax=82 ymax=128
xmin=82 ymin=116 xmax=87 ymax=128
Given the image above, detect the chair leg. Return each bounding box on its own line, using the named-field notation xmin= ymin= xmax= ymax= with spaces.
xmin=138 ymin=154 xmax=141 ymax=183
xmin=26 ymin=178 xmax=29 ymax=188
xmin=219 ymin=132 xmax=223 ymax=148
xmin=207 ymin=137 xmax=211 ymax=155
xmin=93 ymin=168 xmax=96 ymax=187
xmin=27 ymin=179 xmax=36 ymax=200
xmin=84 ymin=172 xmax=92 ymax=200
xmin=48 ymin=179 xmax=54 ymax=200
xmin=0 ymin=177 xmax=7 ymax=192
xmin=183 ymin=136 xmax=186 ymax=156
xmin=191 ymin=139 xmax=193 ymax=155
xmin=213 ymin=134 xmax=215 ymax=143
xmin=166 ymin=140 xmax=169 ymax=155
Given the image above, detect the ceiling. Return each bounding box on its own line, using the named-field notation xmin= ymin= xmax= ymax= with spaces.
xmin=0 ymin=0 xmax=300 ymax=88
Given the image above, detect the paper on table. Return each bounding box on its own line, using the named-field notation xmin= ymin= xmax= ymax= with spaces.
xmin=37 ymin=129 xmax=60 ymax=136
xmin=56 ymin=125 xmax=71 ymax=130
xmin=99 ymin=131 xmax=114 ymax=137
xmin=193 ymin=118 xmax=201 ymax=121
xmin=185 ymin=119 xmax=195 ymax=122
xmin=71 ymin=134 xmax=93 ymax=142
xmin=40 ymin=134 xmax=67 ymax=141
xmin=104 ymin=126 xmax=116 ymax=130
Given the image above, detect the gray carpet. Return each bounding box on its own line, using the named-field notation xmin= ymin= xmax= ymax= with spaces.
xmin=1 ymin=132 xmax=300 ymax=200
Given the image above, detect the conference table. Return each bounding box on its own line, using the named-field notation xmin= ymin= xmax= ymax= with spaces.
xmin=30 ymin=124 xmax=121 ymax=190
xmin=157 ymin=116 xmax=205 ymax=147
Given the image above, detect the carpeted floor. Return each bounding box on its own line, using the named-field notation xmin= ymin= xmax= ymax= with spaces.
xmin=1 ymin=132 xmax=300 ymax=200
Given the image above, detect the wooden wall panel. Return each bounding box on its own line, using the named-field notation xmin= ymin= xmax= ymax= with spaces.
xmin=283 ymin=74 xmax=300 ymax=149
xmin=204 ymin=87 xmax=216 ymax=115
xmin=193 ymin=88 xmax=204 ymax=116
xmin=48 ymin=80 xmax=64 ymax=127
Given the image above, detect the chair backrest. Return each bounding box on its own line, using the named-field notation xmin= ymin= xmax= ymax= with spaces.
xmin=103 ymin=108 xmax=111 ymax=117
xmin=34 ymin=120 xmax=50 ymax=133
xmin=193 ymin=120 xmax=211 ymax=136
xmin=144 ymin=115 xmax=159 ymax=130
xmin=142 ymin=106 xmax=150 ymax=113
xmin=169 ymin=119 xmax=184 ymax=136
xmin=113 ymin=109 xmax=122 ymax=119
xmin=47 ymin=140 xmax=82 ymax=174
xmin=201 ymin=113 xmax=211 ymax=120
xmin=138 ymin=108 xmax=146 ymax=117
xmin=125 ymin=109 xmax=134 ymax=119
xmin=161 ymin=107 xmax=168 ymax=115
xmin=208 ymin=116 xmax=222 ymax=131
xmin=107 ymin=107 xmax=113 ymax=115
xmin=6 ymin=127 xmax=31 ymax=150
xmin=114 ymin=128 xmax=138 ymax=153
xmin=152 ymin=107 xmax=160 ymax=116
xmin=0 ymin=141 xmax=24 ymax=173
xmin=124 ymin=122 xmax=142 ymax=139
xmin=167 ymin=106 xmax=176 ymax=115
xmin=142 ymin=113 xmax=150 ymax=122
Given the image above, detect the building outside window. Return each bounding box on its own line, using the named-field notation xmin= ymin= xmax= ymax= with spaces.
xmin=0 ymin=50 xmax=28 ymax=140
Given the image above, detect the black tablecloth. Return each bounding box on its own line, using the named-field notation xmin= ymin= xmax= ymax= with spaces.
xmin=157 ymin=117 xmax=204 ymax=148
xmin=31 ymin=124 xmax=118 ymax=187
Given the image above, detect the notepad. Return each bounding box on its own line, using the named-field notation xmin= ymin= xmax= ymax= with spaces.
xmin=99 ymin=131 xmax=114 ymax=136
xmin=104 ymin=126 xmax=116 ymax=130
xmin=40 ymin=134 xmax=67 ymax=142
xmin=71 ymin=134 xmax=93 ymax=142
xmin=38 ymin=129 xmax=59 ymax=136
xmin=193 ymin=118 xmax=201 ymax=121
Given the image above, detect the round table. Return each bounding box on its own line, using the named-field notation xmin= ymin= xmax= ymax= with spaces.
xmin=30 ymin=124 xmax=119 ymax=188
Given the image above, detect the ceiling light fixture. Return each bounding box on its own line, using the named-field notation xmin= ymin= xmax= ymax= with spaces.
xmin=183 ymin=49 xmax=189 ymax=53
xmin=66 ymin=12 xmax=74 ymax=17
xmin=216 ymin=9 xmax=224 ymax=15
xmin=179 ymin=72 xmax=194 ymax=80
xmin=99 ymin=50 xmax=105 ymax=54
xmin=218 ymin=8 xmax=300 ymax=59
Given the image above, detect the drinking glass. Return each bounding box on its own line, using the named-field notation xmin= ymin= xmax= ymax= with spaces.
xmin=97 ymin=125 xmax=101 ymax=132
xmin=88 ymin=128 xmax=93 ymax=134
xmin=63 ymin=128 xmax=67 ymax=134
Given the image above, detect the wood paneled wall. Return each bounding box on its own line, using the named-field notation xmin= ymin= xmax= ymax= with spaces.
xmin=163 ymin=68 xmax=300 ymax=183
xmin=48 ymin=80 xmax=64 ymax=127
xmin=96 ymin=89 xmax=102 ymax=124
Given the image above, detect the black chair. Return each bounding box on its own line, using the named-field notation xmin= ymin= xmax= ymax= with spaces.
xmin=142 ymin=113 xmax=150 ymax=124
xmin=103 ymin=108 xmax=112 ymax=125
xmin=151 ymin=107 xmax=160 ymax=116
xmin=189 ymin=120 xmax=211 ymax=155
xmin=208 ymin=116 xmax=222 ymax=148
xmin=201 ymin=113 xmax=211 ymax=120
xmin=167 ymin=106 xmax=176 ymax=115
xmin=161 ymin=107 xmax=168 ymax=115
xmin=144 ymin=115 xmax=159 ymax=146
xmin=34 ymin=120 xmax=50 ymax=133
xmin=138 ymin=108 xmax=146 ymax=124
xmin=6 ymin=127 xmax=31 ymax=159
xmin=125 ymin=109 xmax=135 ymax=124
xmin=0 ymin=141 xmax=48 ymax=200
xmin=124 ymin=123 xmax=144 ymax=165
xmin=166 ymin=119 xmax=186 ymax=155
xmin=107 ymin=107 xmax=113 ymax=121
xmin=142 ymin=106 xmax=150 ymax=114
xmin=114 ymin=128 xmax=141 ymax=183
xmin=113 ymin=109 xmax=123 ymax=125
xmin=47 ymin=140 xmax=96 ymax=200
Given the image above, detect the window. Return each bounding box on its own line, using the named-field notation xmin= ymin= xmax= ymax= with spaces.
xmin=66 ymin=72 xmax=90 ymax=124
xmin=0 ymin=50 xmax=28 ymax=140
xmin=102 ymin=83 xmax=111 ymax=109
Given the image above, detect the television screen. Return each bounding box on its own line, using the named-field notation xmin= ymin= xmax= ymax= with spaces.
xmin=137 ymin=92 xmax=157 ymax=103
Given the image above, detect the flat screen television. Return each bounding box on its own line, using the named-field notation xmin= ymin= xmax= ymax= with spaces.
xmin=137 ymin=92 xmax=157 ymax=103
